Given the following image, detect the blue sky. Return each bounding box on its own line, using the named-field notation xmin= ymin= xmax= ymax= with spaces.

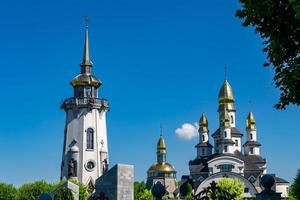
xmin=0 ymin=0 xmax=299 ymax=186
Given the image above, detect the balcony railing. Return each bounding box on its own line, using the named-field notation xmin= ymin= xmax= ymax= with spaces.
xmin=61 ymin=97 xmax=109 ymax=110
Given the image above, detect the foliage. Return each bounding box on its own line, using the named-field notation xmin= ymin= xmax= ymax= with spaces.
xmin=217 ymin=178 xmax=244 ymax=200
xmin=69 ymin=179 xmax=89 ymax=200
xmin=184 ymin=193 xmax=195 ymax=200
xmin=54 ymin=187 xmax=74 ymax=200
xmin=289 ymin=169 xmax=300 ymax=199
xmin=0 ymin=183 xmax=17 ymax=200
xmin=134 ymin=181 xmax=148 ymax=200
xmin=180 ymin=182 xmax=193 ymax=197
xmin=138 ymin=189 xmax=153 ymax=200
xmin=236 ymin=0 xmax=300 ymax=109
xmin=17 ymin=180 xmax=54 ymax=200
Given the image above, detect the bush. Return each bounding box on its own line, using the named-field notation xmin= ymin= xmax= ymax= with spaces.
xmin=0 ymin=183 xmax=17 ymax=200
xmin=54 ymin=187 xmax=74 ymax=200
xmin=17 ymin=180 xmax=54 ymax=200
xmin=217 ymin=178 xmax=244 ymax=200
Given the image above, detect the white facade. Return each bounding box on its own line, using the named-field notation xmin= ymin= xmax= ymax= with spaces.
xmin=60 ymin=23 xmax=109 ymax=189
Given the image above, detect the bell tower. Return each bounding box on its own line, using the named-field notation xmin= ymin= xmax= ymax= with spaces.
xmin=60 ymin=18 xmax=109 ymax=190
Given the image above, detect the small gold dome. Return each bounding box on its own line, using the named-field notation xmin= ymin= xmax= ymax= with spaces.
xmin=148 ymin=162 xmax=176 ymax=173
xmin=218 ymin=80 xmax=235 ymax=104
xmin=220 ymin=106 xmax=230 ymax=128
xmin=246 ymin=112 xmax=256 ymax=130
xmin=199 ymin=113 xmax=208 ymax=132
xmin=71 ymin=73 xmax=101 ymax=88
xmin=157 ymin=135 xmax=166 ymax=154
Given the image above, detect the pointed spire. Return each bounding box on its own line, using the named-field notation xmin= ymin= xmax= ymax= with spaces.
xmin=246 ymin=111 xmax=256 ymax=130
xmin=199 ymin=113 xmax=208 ymax=133
xmin=81 ymin=16 xmax=93 ymax=67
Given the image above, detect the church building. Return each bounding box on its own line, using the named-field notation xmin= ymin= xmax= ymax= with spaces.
xmin=147 ymin=134 xmax=178 ymax=197
xmin=185 ymin=79 xmax=289 ymax=198
xmin=60 ymin=19 xmax=109 ymax=191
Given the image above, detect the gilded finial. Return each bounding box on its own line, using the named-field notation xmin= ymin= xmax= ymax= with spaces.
xmin=224 ymin=65 xmax=227 ymax=80
xmin=246 ymin=111 xmax=256 ymax=130
xmin=85 ymin=16 xmax=89 ymax=28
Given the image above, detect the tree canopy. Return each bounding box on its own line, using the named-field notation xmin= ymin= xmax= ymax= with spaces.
xmin=236 ymin=0 xmax=300 ymax=109
xmin=289 ymin=169 xmax=300 ymax=199
xmin=217 ymin=178 xmax=244 ymax=200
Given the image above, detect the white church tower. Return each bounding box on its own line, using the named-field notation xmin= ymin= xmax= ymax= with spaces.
xmin=215 ymin=79 xmax=242 ymax=153
xmin=243 ymin=112 xmax=261 ymax=155
xmin=196 ymin=113 xmax=213 ymax=158
xmin=60 ymin=18 xmax=109 ymax=190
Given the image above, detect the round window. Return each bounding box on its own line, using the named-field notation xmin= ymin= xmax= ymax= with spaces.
xmin=85 ymin=161 xmax=96 ymax=171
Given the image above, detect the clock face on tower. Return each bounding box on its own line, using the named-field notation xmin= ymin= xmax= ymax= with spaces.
xmin=86 ymin=161 xmax=96 ymax=171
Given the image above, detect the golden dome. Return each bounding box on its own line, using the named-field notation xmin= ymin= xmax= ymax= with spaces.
xmin=246 ymin=112 xmax=256 ymax=130
xmin=148 ymin=162 xmax=176 ymax=173
xmin=157 ymin=135 xmax=166 ymax=154
xmin=199 ymin=113 xmax=208 ymax=132
xmin=71 ymin=73 xmax=101 ymax=88
xmin=218 ymin=80 xmax=235 ymax=104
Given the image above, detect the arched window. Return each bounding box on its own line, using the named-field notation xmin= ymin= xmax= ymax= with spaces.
xmin=224 ymin=131 xmax=227 ymax=138
xmin=250 ymin=133 xmax=253 ymax=140
xmin=87 ymin=128 xmax=94 ymax=149
xmin=231 ymin=115 xmax=234 ymax=124
xmin=202 ymin=135 xmax=205 ymax=142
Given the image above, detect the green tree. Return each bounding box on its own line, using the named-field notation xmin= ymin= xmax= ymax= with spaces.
xmin=289 ymin=169 xmax=300 ymax=199
xmin=17 ymin=180 xmax=54 ymax=200
xmin=236 ymin=0 xmax=300 ymax=109
xmin=68 ymin=179 xmax=89 ymax=200
xmin=54 ymin=187 xmax=74 ymax=200
xmin=0 ymin=183 xmax=17 ymax=200
xmin=139 ymin=189 xmax=153 ymax=200
xmin=217 ymin=178 xmax=244 ymax=200
xmin=134 ymin=181 xmax=148 ymax=200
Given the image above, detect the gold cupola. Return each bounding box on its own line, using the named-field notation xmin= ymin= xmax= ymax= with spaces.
xmin=220 ymin=106 xmax=230 ymax=128
xmin=218 ymin=80 xmax=235 ymax=112
xmin=71 ymin=17 xmax=101 ymax=88
xmin=218 ymin=80 xmax=235 ymax=104
xmin=246 ymin=112 xmax=256 ymax=130
xmin=148 ymin=134 xmax=176 ymax=173
xmin=157 ymin=135 xmax=167 ymax=155
xmin=199 ymin=113 xmax=208 ymax=133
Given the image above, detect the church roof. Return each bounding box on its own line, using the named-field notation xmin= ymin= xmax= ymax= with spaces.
xmin=195 ymin=142 xmax=213 ymax=148
xmin=212 ymin=127 xmax=243 ymax=138
xmin=243 ymin=140 xmax=261 ymax=147
xmin=189 ymin=151 xmax=266 ymax=172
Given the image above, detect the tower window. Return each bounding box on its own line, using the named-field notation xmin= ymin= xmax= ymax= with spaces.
xmin=235 ymin=139 xmax=238 ymax=147
xmin=250 ymin=133 xmax=253 ymax=140
xmin=224 ymin=145 xmax=228 ymax=152
xmin=231 ymin=116 xmax=234 ymax=124
xmin=202 ymin=149 xmax=205 ymax=156
xmin=86 ymin=128 xmax=94 ymax=150
xmin=224 ymin=131 xmax=227 ymax=138
xmin=250 ymin=147 xmax=254 ymax=154
xmin=202 ymin=135 xmax=205 ymax=142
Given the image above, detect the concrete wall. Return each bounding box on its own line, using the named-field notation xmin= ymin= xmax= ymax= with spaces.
xmin=95 ymin=164 xmax=134 ymax=200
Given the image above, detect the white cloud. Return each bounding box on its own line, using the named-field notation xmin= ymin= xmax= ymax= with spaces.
xmin=175 ymin=122 xmax=199 ymax=140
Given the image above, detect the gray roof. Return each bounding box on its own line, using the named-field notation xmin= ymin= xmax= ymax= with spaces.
xmin=218 ymin=139 xmax=235 ymax=144
xmin=212 ymin=127 xmax=243 ymax=138
xmin=195 ymin=142 xmax=213 ymax=148
xmin=243 ymin=141 xmax=261 ymax=147
xmin=189 ymin=151 xmax=266 ymax=173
